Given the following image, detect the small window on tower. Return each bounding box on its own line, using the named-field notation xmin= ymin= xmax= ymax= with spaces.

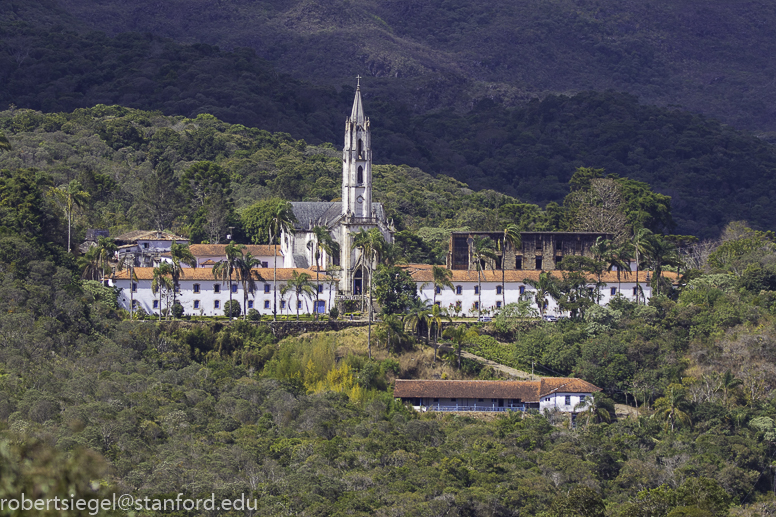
xmin=357 ymin=166 xmax=363 ymax=185
xmin=358 ymin=139 xmax=363 ymax=158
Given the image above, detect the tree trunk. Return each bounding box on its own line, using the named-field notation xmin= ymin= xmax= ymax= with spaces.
xmin=502 ymin=266 xmax=506 ymax=308
xmin=367 ymin=263 xmax=373 ymax=359
xmin=315 ymin=253 xmax=320 ymax=321
xmin=228 ymin=275 xmax=233 ymax=318
xmin=67 ymin=208 xmax=72 ymax=254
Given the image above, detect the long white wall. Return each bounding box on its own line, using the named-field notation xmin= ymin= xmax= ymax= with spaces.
xmin=417 ymin=280 xmax=652 ymax=316
xmin=112 ymin=277 xmax=335 ymax=317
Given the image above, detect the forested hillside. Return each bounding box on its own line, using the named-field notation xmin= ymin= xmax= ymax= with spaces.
xmin=5 ymin=136 xmax=776 ymax=513
xmin=16 ymin=0 xmax=776 ymax=136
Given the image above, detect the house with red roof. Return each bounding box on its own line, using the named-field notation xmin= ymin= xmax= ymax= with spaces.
xmin=393 ymin=378 xmax=601 ymax=413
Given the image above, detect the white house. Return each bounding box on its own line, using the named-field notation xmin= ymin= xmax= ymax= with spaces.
xmin=114 ymin=230 xmax=189 ymax=267
xmin=406 ymin=266 xmax=672 ymax=317
xmin=393 ymin=378 xmax=601 ymax=413
xmin=112 ymin=267 xmax=335 ymax=317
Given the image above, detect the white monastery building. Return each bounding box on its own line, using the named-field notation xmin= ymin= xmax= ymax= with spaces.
xmin=111 ymin=81 xmax=673 ymax=317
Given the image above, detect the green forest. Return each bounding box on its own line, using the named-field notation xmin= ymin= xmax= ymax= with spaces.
xmin=4 ymin=0 xmax=776 ymax=514
xmin=3 ymin=15 xmax=776 ymax=236
xmin=3 ymin=104 xmax=776 ymax=514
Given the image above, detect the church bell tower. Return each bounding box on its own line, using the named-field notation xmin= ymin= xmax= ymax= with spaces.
xmin=342 ymin=78 xmax=372 ymax=218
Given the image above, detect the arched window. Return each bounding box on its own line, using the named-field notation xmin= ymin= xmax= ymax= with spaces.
xmin=357 ymin=139 xmax=363 ymax=158
xmin=357 ymin=166 xmax=363 ymax=184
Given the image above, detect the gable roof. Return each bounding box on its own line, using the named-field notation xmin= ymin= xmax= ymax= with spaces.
xmin=186 ymin=244 xmax=281 ymax=257
xmin=393 ymin=378 xmax=600 ymax=402
xmin=289 ymin=202 xmax=343 ymax=229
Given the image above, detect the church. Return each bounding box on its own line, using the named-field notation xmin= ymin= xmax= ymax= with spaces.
xmin=280 ymin=80 xmax=394 ymax=296
xmin=111 ymin=81 xmax=671 ymax=318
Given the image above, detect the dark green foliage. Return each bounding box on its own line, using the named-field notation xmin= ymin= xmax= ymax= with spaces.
xmin=223 ymin=299 xmax=241 ymax=318
xmin=372 ymin=265 xmax=418 ymax=314
xmin=247 ymin=308 xmax=261 ymax=321
xmin=1 ymin=14 xmax=776 ymax=236
xmin=171 ymin=302 xmax=184 ymax=319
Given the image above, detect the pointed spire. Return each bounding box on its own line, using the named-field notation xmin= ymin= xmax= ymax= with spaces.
xmin=350 ymin=76 xmax=365 ymax=124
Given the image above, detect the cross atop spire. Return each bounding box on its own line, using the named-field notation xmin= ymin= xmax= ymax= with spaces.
xmin=350 ymin=79 xmax=365 ymax=123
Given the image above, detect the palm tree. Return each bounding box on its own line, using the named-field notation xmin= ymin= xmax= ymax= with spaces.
xmin=471 ymin=236 xmax=497 ymax=318
xmin=404 ymin=299 xmax=432 ymax=343
xmin=78 ymin=236 xmax=117 ymax=282
xmin=169 ymin=241 xmax=197 ymax=315
xmin=431 ymin=265 xmax=454 ymax=306
xmin=308 ymin=226 xmax=339 ymax=319
xmin=632 ymin=228 xmax=654 ymax=304
xmin=353 ymin=228 xmax=386 ymax=358
xmin=442 ymin=325 xmax=480 ymax=370
xmin=116 ymin=253 xmax=138 ymax=319
xmin=522 ymin=271 xmax=560 ymax=317
xmin=213 ymin=241 xmax=245 ymax=318
xmin=718 ymin=370 xmax=743 ymax=409
xmin=574 ymin=392 xmax=612 ymax=430
xmin=500 ymin=225 xmax=521 ymax=307
xmin=428 ymin=303 xmax=452 ymax=363
xmin=269 ymin=201 xmax=296 ymax=321
xmin=610 ymin=241 xmax=634 ymax=295
xmin=281 ymin=270 xmax=316 ymax=320
xmin=376 ymin=313 xmax=410 ymax=353
xmin=644 ymin=234 xmax=683 ymax=296
xmin=652 ymin=385 xmax=692 ymax=432
xmin=152 ymin=262 xmax=173 ymax=321
xmin=236 ymin=251 xmax=262 ymax=320
xmin=0 ymin=132 xmax=11 ymax=152
xmin=590 ymin=236 xmax=614 ymax=304
xmin=48 ymin=180 xmax=90 ymax=253
xmin=325 ymin=264 xmax=342 ymax=316
xmin=78 ymin=246 xmax=104 ymax=281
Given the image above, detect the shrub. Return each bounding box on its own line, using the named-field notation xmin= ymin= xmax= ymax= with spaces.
xmin=247 ymin=308 xmax=261 ymax=321
xmin=329 ymin=307 xmax=339 ymax=319
xmin=224 ymin=300 xmax=241 ymax=318
xmin=171 ymin=302 xmax=184 ymax=319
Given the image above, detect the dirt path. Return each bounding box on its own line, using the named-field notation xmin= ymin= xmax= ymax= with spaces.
xmin=434 ymin=344 xmax=535 ymax=380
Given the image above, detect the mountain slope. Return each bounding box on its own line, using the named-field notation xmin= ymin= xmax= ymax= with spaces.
xmin=39 ymin=0 xmax=776 ymax=134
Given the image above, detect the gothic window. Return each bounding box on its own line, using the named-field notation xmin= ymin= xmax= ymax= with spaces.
xmin=357 ymin=166 xmax=363 ymax=184
xmin=358 ymin=139 xmax=363 ymax=158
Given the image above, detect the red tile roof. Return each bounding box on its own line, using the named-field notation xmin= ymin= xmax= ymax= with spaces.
xmin=393 ymin=378 xmax=600 ymax=401
xmin=187 ymin=244 xmax=281 ymax=257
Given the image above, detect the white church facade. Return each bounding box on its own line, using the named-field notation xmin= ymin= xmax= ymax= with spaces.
xmin=281 ymin=80 xmax=394 ymax=296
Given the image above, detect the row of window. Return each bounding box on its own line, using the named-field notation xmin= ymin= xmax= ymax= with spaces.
xmin=132 ymin=283 xmax=324 ymax=294
xmin=437 ymin=285 xmax=525 ymax=295
xmin=145 ymin=299 xmax=308 ymax=310
xmin=541 ymin=395 xmax=587 ymax=405
xmin=435 ymin=285 xmax=639 ymax=297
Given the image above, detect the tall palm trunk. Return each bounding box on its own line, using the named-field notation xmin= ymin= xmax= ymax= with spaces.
xmin=635 ymin=249 xmax=640 ymax=305
xmin=129 ymin=266 xmax=134 ymax=320
xmin=477 ymin=267 xmax=482 ymax=319
xmin=367 ymin=258 xmax=373 ymax=359
xmin=273 ymin=240 xmax=278 ymax=321
xmin=502 ymin=266 xmax=506 ymax=309
xmin=228 ymin=273 xmax=233 ymax=317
